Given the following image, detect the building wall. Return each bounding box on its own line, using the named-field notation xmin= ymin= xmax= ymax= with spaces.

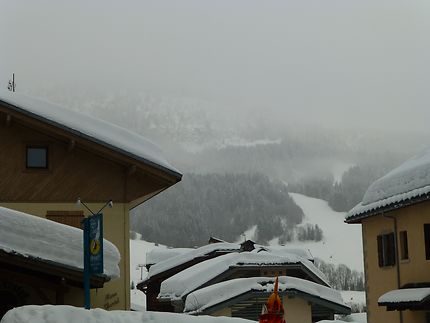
xmin=212 ymin=307 xmax=232 ymax=317
xmin=362 ymin=200 xmax=430 ymax=323
xmin=283 ymin=296 xmax=312 ymax=323
xmin=1 ymin=202 xmax=130 ymax=310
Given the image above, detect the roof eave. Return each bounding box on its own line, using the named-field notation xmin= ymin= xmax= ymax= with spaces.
xmin=0 ymin=98 xmax=182 ymax=182
xmin=346 ymin=193 xmax=430 ymax=224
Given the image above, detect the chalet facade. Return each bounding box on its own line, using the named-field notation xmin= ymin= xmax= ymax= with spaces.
xmin=139 ymin=242 xmax=243 ymax=311
xmin=140 ymin=242 xmax=350 ymax=322
xmin=184 ymin=276 xmax=350 ymax=322
xmin=0 ymin=90 xmax=181 ymax=314
xmin=346 ymin=149 xmax=430 ymax=323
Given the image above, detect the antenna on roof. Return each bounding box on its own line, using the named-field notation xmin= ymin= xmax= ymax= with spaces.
xmin=7 ymin=73 xmax=16 ymax=92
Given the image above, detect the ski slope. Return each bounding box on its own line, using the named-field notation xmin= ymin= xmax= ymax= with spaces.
xmin=284 ymin=193 xmax=363 ymax=271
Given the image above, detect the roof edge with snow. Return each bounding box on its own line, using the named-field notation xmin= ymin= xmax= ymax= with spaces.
xmin=0 ymin=91 xmax=182 ymax=180
xmin=345 ymin=186 xmax=430 ymax=223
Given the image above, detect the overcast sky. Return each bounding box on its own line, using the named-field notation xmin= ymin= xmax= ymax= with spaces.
xmin=1 ymin=0 xmax=430 ymax=134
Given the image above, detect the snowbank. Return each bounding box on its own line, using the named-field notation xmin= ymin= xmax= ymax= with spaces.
xmin=159 ymin=251 xmax=329 ymax=301
xmin=148 ymin=243 xmax=240 ymax=278
xmin=0 ymin=90 xmax=180 ymax=176
xmin=0 ymin=305 xmax=254 ymax=323
xmin=0 ymin=206 xmax=120 ymax=278
xmin=184 ymin=276 xmax=347 ymax=314
xmin=347 ymin=148 xmax=430 ymax=219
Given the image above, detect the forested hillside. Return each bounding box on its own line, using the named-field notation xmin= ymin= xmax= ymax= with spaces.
xmin=289 ymin=156 xmax=404 ymax=212
xmin=131 ymin=173 xmax=304 ymax=246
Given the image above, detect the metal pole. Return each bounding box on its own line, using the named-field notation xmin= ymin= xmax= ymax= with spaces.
xmin=83 ymin=218 xmax=91 ymax=309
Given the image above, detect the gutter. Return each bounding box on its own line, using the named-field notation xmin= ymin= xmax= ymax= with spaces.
xmin=382 ymin=211 xmax=403 ymax=323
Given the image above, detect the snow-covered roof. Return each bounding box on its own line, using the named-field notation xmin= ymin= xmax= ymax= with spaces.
xmin=184 ymin=276 xmax=348 ymax=315
xmin=256 ymin=246 xmax=314 ymax=262
xmin=0 ymin=206 xmax=120 ymax=278
xmin=158 ymin=251 xmax=329 ymax=302
xmin=2 ymin=305 xmax=254 ymax=323
xmin=378 ymin=288 xmax=430 ymax=304
xmin=147 ymin=243 xmax=241 ymax=279
xmin=347 ymin=148 xmax=430 ymax=222
xmin=0 ymin=90 xmax=181 ymax=178
xmin=146 ymin=248 xmax=194 ymax=266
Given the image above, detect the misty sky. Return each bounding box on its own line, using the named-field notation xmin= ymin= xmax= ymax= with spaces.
xmin=1 ymin=0 xmax=430 ymax=134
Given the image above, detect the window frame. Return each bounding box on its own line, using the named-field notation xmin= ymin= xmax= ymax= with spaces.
xmin=424 ymin=224 xmax=430 ymax=260
xmin=377 ymin=232 xmax=396 ymax=267
xmin=23 ymin=143 xmax=52 ymax=172
xmin=399 ymin=230 xmax=409 ymax=261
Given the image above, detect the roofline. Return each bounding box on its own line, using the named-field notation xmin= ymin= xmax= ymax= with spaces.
xmin=0 ymin=249 xmax=108 ymax=289
xmin=188 ymin=289 xmax=350 ymax=316
xmin=0 ymin=98 xmax=182 ymax=181
xmin=156 ymin=262 xmax=330 ymax=303
xmin=345 ymin=192 xmax=430 ymax=224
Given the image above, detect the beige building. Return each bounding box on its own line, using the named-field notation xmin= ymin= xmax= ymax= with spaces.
xmin=0 ymin=91 xmax=181 ymax=315
xmin=183 ymin=276 xmax=349 ymax=323
xmin=346 ymin=149 xmax=430 ymax=323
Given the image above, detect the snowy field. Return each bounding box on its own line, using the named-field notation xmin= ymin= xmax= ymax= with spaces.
xmin=0 ymin=305 xmax=253 ymax=323
xmin=284 ymin=193 xmax=364 ymax=271
xmin=130 ymin=239 xmax=168 ymax=310
xmin=340 ymin=291 xmax=366 ymax=313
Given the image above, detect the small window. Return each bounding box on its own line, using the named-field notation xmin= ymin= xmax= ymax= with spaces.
xmin=399 ymin=231 xmax=409 ymax=260
xmin=424 ymin=224 xmax=430 ymax=260
xmin=26 ymin=146 xmax=48 ymax=169
xmin=377 ymin=233 xmax=396 ymax=267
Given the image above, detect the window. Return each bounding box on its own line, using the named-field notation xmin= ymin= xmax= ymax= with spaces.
xmin=46 ymin=211 xmax=84 ymax=229
xmin=399 ymin=231 xmax=409 ymax=260
xmin=377 ymin=233 xmax=396 ymax=267
xmin=26 ymin=146 xmax=48 ymax=169
xmin=424 ymin=224 xmax=430 ymax=260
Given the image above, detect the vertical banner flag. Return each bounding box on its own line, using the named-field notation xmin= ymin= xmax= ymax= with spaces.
xmin=83 ymin=213 xmax=104 ymax=309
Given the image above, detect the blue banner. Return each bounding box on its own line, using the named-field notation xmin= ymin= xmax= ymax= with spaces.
xmin=88 ymin=213 xmax=104 ymax=274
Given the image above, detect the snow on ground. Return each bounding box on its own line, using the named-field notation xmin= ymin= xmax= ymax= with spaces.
xmin=131 ymin=289 xmax=146 ymax=311
xmin=286 ymin=193 xmax=363 ymax=271
xmin=1 ymin=305 xmax=254 ymax=323
xmin=341 ymin=291 xmax=366 ymax=312
xmin=234 ymin=225 xmax=257 ymax=243
xmin=317 ymin=312 xmax=367 ymax=323
xmin=130 ymin=239 xmax=168 ymax=310
xmin=130 ymin=239 xmax=167 ymax=284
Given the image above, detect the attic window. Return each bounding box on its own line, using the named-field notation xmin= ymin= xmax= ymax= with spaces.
xmin=26 ymin=146 xmax=48 ymax=169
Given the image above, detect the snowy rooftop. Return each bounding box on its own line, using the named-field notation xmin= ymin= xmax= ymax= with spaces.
xmin=147 ymin=243 xmax=241 ymax=279
xmin=347 ymin=148 xmax=430 ymax=221
xmin=159 ymin=251 xmax=329 ymax=301
xmin=184 ymin=276 xmax=348 ymax=314
xmin=257 ymin=246 xmax=314 ymax=262
xmin=378 ymin=288 xmax=430 ymax=304
xmin=1 ymin=305 xmax=254 ymax=323
xmin=0 ymin=90 xmax=181 ymax=178
xmin=146 ymin=247 xmax=194 ymax=266
xmin=0 ymin=206 xmax=120 ymax=278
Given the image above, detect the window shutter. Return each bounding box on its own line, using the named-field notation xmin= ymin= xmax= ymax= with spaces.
xmin=377 ymin=235 xmax=383 ymax=267
xmin=387 ymin=233 xmax=396 ymax=266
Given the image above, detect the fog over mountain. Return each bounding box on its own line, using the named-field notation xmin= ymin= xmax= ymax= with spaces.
xmin=2 ymin=1 xmax=430 ymax=269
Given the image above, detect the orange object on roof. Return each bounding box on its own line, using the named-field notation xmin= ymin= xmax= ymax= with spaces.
xmin=259 ymin=276 xmax=286 ymax=323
